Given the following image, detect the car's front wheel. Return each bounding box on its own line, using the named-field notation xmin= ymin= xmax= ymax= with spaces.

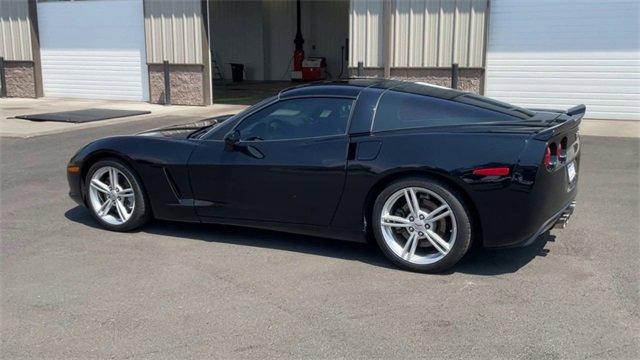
xmin=85 ymin=159 xmax=150 ymax=231
xmin=372 ymin=177 xmax=472 ymax=273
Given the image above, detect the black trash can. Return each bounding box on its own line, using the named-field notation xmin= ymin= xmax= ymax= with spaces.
xmin=230 ymin=63 xmax=244 ymax=82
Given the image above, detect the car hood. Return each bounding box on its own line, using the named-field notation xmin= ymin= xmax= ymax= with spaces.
xmin=137 ymin=115 xmax=234 ymax=139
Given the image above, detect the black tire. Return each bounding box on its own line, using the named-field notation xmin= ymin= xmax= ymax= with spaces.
xmin=372 ymin=177 xmax=472 ymax=273
xmin=85 ymin=158 xmax=151 ymax=232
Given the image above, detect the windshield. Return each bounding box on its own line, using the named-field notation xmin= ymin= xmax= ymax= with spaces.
xmin=200 ymin=96 xmax=278 ymax=139
xmin=224 ymin=96 xmax=278 ymax=123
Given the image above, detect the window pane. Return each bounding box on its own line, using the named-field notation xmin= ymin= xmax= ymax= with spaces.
xmin=373 ymin=91 xmax=521 ymax=132
xmin=237 ymin=98 xmax=353 ymax=140
xmin=456 ymin=93 xmax=535 ymax=118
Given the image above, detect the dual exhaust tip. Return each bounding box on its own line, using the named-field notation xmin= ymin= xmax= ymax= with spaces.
xmin=554 ymin=201 xmax=576 ymax=229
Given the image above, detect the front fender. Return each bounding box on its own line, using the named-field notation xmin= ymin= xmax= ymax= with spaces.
xmin=68 ymin=136 xmax=199 ymax=222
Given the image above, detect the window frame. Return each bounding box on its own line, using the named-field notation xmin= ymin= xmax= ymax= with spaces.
xmin=230 ymin=95 xmax=357 ymax=143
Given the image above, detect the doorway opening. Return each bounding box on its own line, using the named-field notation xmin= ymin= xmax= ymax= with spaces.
xmin=208 ymin=0 xmax=349 ymax=105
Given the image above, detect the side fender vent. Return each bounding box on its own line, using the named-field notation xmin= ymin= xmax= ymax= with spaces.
xmin=162 ymin=167 xmax=182 ymax=200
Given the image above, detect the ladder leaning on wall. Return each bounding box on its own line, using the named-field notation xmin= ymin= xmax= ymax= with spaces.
xmin=211 ymin=53 xmax=224 ymax=83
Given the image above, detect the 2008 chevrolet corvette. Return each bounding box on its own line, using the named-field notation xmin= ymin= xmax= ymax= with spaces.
xmin=67 ymin=80 xmax=582 ymax=272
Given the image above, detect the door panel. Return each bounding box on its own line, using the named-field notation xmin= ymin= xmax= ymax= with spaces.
xmin=189 ymin=136 xmax=348 ymax=226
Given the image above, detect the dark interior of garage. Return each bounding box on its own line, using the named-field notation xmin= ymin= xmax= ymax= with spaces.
xmin=208 ymin=0 xmax=349 ymax=104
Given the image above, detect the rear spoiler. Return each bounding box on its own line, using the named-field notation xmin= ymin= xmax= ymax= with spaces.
xmin=566 ymin=104 xmax=586 ymax=117
xmin=533 ymin=104 xmax=585 ymax=140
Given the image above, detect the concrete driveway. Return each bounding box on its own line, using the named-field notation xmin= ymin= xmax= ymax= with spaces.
xmin=1 ymin=114 xmax=638 ymax=359
xmin=0 ymin=98 xmax=247 ymax=138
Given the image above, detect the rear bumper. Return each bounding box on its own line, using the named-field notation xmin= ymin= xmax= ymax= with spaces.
xmin=504 ymin=199 xmax=576 ymax=248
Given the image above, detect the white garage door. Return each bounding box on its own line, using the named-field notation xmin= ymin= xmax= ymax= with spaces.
xmin=38 ymin=0 xmax=149 ymax=101
xmin=485 ymin=0 xmax=640 ymax=120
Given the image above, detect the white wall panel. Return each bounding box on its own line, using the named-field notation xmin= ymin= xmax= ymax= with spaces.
xmin=144 ymin=0 xmax=202 ymax=64
xmin=407 ymin=0 xmax=425 ymax=67
xmin=436 ymin=0 xmax=455 ymax=67
xmin=38 ymin=0 xmax=149 ymax=101
xmin=453 ymin=0 xmax=471 ymax=66
xmin=467 ymin=0 xmax=486 ymax=67
xmin=0 ymin=0 xmax=33 ymax=61
xmin=485 ymin=0 xmax=640 ymax=120
xmin=352 ymin=0 xmax=487 ymax=68
xmin=392 ymin=0 xmax=410 ymax=66
xmin=350 ymin=0 xmax=384 ymax=67
xmin=422 ymin=0 xmax=440 ymax=67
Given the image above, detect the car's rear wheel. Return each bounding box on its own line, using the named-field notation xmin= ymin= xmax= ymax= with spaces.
xmin=372 ymin=177 xmax=472 ymax=273
xmin=86 ymin=159 xmax=150 ymax=231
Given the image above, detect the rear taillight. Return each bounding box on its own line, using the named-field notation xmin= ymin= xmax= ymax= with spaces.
xmin=543 ymin=146 xmax=552 ymax=168
xmin=545 ymin=143 xmax=558 ymax=170
xmin=559 ymin=137 xmax=568 ymax=163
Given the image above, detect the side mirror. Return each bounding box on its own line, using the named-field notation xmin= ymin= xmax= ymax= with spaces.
xmin=224 ymin=129 xmax=241 ymax=151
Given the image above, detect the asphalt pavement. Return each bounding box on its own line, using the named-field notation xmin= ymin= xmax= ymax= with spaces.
xmin=1 ymin=116 xmax=638 ymax=359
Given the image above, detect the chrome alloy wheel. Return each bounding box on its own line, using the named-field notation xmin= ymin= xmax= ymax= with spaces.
xmin=88 ymin=166 xmax=135 ymax=225
xmin=380 ymin=187 xmax=457 ymax=265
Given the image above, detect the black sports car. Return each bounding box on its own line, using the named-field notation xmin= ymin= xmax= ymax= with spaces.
xmin=67 ymin=79 xmax=582 ymax=272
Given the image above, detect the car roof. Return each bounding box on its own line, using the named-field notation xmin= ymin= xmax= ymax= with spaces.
xmin=278 ymin=79 xmax=535 ymax=119
xmin=278 ymin=79 xmax=467 ymax=100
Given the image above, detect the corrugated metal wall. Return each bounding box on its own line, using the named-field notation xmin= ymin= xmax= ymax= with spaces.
xmin=0 ymin=0 xmax=33 ymax=61
xmin=350 ymin=0 xmax=488 ymax=68
xmin=144 ymin=0 xmax=203 ymax=64
xmin=350 ymin=0 xmax=384 ymax=67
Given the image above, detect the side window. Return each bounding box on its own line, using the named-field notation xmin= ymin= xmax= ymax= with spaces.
xmin=236 ymin=98 xmax=353 ymax=141
xmin=372 ymin=91 xmax=520 ymax=132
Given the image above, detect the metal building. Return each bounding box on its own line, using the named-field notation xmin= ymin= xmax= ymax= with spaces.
xmin=1 ymin=0 xmax=638 ymax=120
xmin=350 ymin=0 xmax=489 ymax=93
xmin=484 ymin=0 xmax=639 ymax=120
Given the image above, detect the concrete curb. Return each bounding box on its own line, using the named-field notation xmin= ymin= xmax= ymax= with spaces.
xmin=578 ymin=120 xmax=640 ymax=139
